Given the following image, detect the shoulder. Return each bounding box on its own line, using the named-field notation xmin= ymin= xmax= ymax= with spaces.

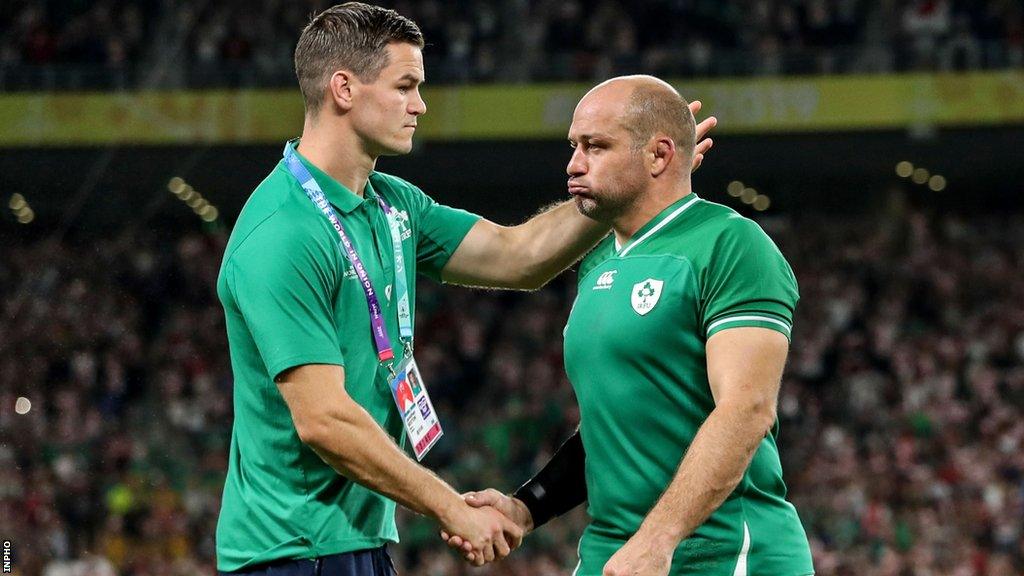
xmin=370 ymin=170 xmax=416 ymax=188
xmin=225 ymin=165 xmax=337 ymax=268
xmin=692 ymin=198 xmax=757 ymax=235
xmin=690 ymin=201 xmax=797 ymax=297
xmin=370 ymin=171 xmax=426 ymax=202
xmin=369 ymin=171 xmax=435 ymax=228
xmin=687 ymin=199 xmax=782 ymax=258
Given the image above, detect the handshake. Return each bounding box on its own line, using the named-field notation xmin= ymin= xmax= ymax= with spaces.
xmin=437 ymin=489 xmax=534 ymax=566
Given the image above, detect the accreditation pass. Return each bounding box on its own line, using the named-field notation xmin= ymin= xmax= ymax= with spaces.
xmin=388 ymin=357 xmax=443 ymax=460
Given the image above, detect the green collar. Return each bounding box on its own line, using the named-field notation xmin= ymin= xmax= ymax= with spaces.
xmin=284 ymin=139 xmax=378 ymax=213
xmin=617 ymin=193 xmax=702 ymax=256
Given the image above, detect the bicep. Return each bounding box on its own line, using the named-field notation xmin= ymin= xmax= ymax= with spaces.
xmin=275 ymin=363 xmax=352 ymax=440
xmin=705 ymin=327 xmax=789 ymax=408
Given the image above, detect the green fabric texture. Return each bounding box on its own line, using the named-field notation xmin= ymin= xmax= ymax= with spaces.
xmin=215 ymin=142 xmax=479 ymax=571
xmin=564 ymin=194 xmax=812 ymax=575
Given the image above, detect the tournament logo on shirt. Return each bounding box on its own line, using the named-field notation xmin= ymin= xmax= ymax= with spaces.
xmin=393 ymin=209 xmax=412 ymax=241
xmin=631 ymin=278 xmax=663 ymax=315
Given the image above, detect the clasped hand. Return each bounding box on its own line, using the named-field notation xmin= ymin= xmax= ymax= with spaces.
xmin=439 ymin=489 xmax=532 ymax=566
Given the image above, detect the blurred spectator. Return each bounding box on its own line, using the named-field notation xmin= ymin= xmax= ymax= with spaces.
xmin=901 ymin=0 xmax=952 ymax=69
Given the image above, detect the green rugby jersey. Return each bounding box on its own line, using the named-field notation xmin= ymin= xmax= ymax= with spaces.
xmin=563 ymin=193 xmax=813 ymax=575
xmin=215 ymin=142 xmax=479 ymax=571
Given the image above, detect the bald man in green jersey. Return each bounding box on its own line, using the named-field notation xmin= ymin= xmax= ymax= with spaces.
xmin=452 ymin=76 xmax=814 ymax=576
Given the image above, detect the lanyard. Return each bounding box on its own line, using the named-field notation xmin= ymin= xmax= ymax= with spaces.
xmin=377 ymin=198 xmax=413 ymax=342
xmin=282 ymin=141 xmax=412 ymax=365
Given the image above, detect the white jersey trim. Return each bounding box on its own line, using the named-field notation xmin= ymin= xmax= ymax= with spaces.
xmin=571 ymin=536 xmax=583 ymax=576
xmin=707 ymin=315 xmax=792 ymax=335
xmin=732 ymin=521 xmax=751 ymax=576
xmin=618 ymin=195 xmax=701 ymax=257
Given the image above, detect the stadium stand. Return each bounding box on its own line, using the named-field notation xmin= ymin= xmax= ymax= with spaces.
xmin=1 ymin=0 xmax=1021 ymax=89
xmin=4 ymin=205 xmax=1023 ymax=575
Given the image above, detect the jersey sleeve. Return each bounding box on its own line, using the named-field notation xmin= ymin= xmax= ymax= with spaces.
xmin=226 ymin=219 xmax=345 ymax=379
xmin=700 ymin=218 xmax=799 ymax=340
xmin=406 ymin=184 xmax=481 ymax=281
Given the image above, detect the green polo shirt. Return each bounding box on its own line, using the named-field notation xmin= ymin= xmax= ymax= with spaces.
xmin=564 ymin=194 xmax=812 ymax=575
xmin=215 ymin=141 xmax=479 ymax=571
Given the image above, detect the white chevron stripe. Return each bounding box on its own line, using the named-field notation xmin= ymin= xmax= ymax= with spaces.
xmin=732 ymin=521 xmax=751 ymax=576
xmin=618 ymin=195 xmax=701 ymax=257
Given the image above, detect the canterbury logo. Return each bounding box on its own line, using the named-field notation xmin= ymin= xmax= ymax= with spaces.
xmin=593 ymin=270 xmax=618 ymax=290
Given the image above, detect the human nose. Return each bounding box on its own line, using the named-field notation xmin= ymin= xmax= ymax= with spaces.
xmin=410 ymin=89 xmax=426 ymax=116
xmin=566 ymin=147 xmax=586 ymax=177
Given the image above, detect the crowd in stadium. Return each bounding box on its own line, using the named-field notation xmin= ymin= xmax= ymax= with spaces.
xmin=2 ymin=0 xmax=1022 ymax=87
xmin=3 ymin=195 xmax=1022 ymax=575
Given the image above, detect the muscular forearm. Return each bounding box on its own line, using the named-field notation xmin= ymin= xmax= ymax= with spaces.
xmin=301 ymin=397 xmax=462 ymax=524
xmin=441 ymin=201 xmax=608 ymax=290
xmin=509 ymin=201 xmax=608 ymax=289
xmin=635 ymin=402 xmax=773 ymax=550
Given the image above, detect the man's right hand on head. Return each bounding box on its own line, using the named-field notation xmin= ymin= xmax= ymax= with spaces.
xmin=438 ymin=499 xmax=523 ymax=566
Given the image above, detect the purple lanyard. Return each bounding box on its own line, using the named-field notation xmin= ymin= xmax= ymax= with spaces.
xmin=284 ymin=143 xmax=395 ymax=363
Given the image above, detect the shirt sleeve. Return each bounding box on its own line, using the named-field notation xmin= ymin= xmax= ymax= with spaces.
xmin=700 ymin=218 xmax=799 ymax=340
xmin=226 ymin=220 xmax=345 ymax=379
xmin=408 ymin=185 xmax=481 ymax=281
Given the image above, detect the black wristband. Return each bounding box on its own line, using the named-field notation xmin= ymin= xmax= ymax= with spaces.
xmin=512 ymin=429 xmax=587 ymax=529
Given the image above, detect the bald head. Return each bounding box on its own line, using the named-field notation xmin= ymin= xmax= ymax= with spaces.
xmin=583 ymin=75 xmax=696 ymax=159
xmin=567 ymin=76 xmax=697 ymax=226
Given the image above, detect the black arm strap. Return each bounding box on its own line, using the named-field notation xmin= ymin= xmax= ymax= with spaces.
xmin=512 ymin=429 xmax=587 ymax=529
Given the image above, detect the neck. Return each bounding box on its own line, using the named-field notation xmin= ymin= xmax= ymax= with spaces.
xmin=613 ymin=183 xmax=692 ymax=248
xmin=296 ymin=116 xmax=376 ymax=196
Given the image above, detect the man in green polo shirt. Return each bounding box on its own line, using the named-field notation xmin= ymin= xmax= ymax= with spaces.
xmin=217 ymin=4 xmax=719 ymax=575
xmin=455 ymin=76 xmax=813 ymax=575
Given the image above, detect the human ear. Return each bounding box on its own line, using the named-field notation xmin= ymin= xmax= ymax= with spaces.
xmin=327 ymin=71 xmax=355 ymax=112
xmin=650 ymin=137 xmax=675 ymax=177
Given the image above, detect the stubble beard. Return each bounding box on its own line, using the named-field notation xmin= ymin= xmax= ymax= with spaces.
xmin=573 ymin=195 xmax=598 ymax=219
xmin=573 ymin=180 xmax=642 ymax=225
